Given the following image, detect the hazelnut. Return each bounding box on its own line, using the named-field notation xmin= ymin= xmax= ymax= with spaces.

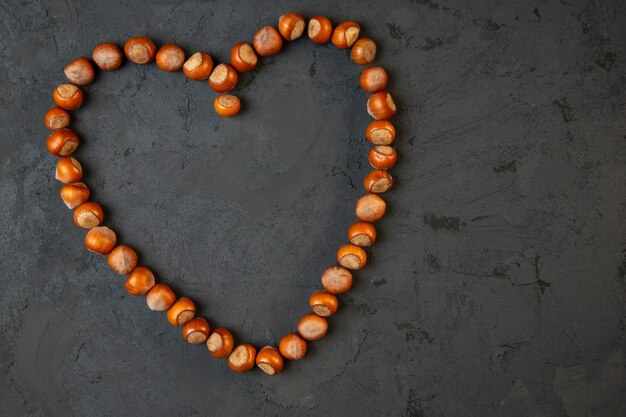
xmin=256 ymin=346 xmax=284 ymax=375
xmin=297 ymin=314 xmax=328 ymax=341
xmin=207 ymin=328 xmax=234 ymax=358
xmin=53 ymin=84 xmax=83 ymax=110
xmin=230 ymin=42 xmax=258 ymax=72
xmin=337 ymin=244 xmax=367 ymax=270
xmin=60 ymin=182 xmax=89 ymax=209
xmin=107 ymin=245 xmax=138 ymax=275
xmin=365 ymin=120 xmax=395 ymax=145
xmin=360 ymin=66 xmax=388 ymax=93
xmin=355 ymin=194 xmax=387 ymax=222
xmin=85 ymin=226 xmax=116 ymax=254
xmin=331 ymin=21 xmax=360 ymax=49
xmin=369 ymin=146 xmax=397 ymax=169
xmin=309 ymin=291 xmax=338 ymax=317
xmin=64 ymin=57 xmax=95 ymax=86
xmin=321 ymin=265 xmax=353 ymax=294
xmin=182 ymin=317 xmax=210 ymax=344
xmin=44 ymin=106 xmax=70 ymax=130
xmin=146 ymin=283 xmax=176 ymax=311
xmin=92 ymin=42 xmax=123 ymax=70
xmin=351 ymin=38 xmax=376 ymax=65
xmin=167 ymin=297 xmax=196 ymax=326
xmin=124 ymin=36 xmax=156 ymax=64
xmin=279 ymin=333 xmax=307 ymax=360
xmin=156 ymin=44 xmax=185 ymax=72
xmin=228 ymin=344 xmax=257 ymax=372
xmin=73 ymin=201 xmax=104 ymax=229
xmin=125 ymin=266 xmax=155 ymax=295
xmin=363 ymin=169 xmax=393 ymax=193
xmin=367 ymin=91 xmax=396 ymax=120
xmin=253 ymin=26 xmax=283 ymax=56
xmin=278 ymin=12 xmax=305 ymax=40
xmin=348 ymin=222 xmax=377 ymax=246
xmin=183 ymin=52 xmax=214 ymax=80
xmin=55 ymin=157 xmax=83 ymax=184
xmin=214 ymin=94 xmax=241 ymax=117
xmin=209 ymin=63 xmax=238 ymax=92
xmin=308 ymin=16 xmax=333 ymax=43
xmin=46 ymin=128 xmax=79 ymax=157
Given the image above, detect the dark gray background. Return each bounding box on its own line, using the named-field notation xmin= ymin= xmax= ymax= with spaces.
xmin=1 ymin=0 xmax=625 ymax=416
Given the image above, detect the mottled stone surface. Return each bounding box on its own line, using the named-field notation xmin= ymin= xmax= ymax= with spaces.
xmin=0 ymin=1 xmax=625 ymax=416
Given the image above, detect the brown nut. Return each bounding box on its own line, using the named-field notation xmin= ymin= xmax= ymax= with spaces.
xmin=155 ymin=44 xmax=185 ymax=72
xmin=44 ymin=106 xmax=70 ymax=130
xmin=363 ymin=169 xmax=393 ymax=193
xmin=60 ymin=182 xmax=89 ymax=209
xmin=348 ymin=222 xmax=377 ymax=247
xmin=125 ymin=266 xmax=155 ymax=295
xmin=331 ymin=21 xmax=360 ymax=49
xmin=85 ymin=226 xmax=116 ymax=255
xmin=53 ymin=84 xmax=83 ymax=110
xmin=321 ymin=265 xmax=353 ymax=294
xmin=279 ymin=333 xmax=307 ymax=360
xmin=369 ymin=146 xmax=397 ymax=169
xmin=209 ymin=63 xmax=238 ymax=93
xmin=278 ymin=12 xmax=305 ymax=41
xmin=351 ymin=38 xmax=376 ymax=65
xmin=367 ymin=91 xmax=396 ymax=120
xmin=230 ymin=42 xmax=258 ymax=72
xmin=107 ymin=245 xmax=138 ymax=275
xmin=73 ymin=201 xmax=104 ymax=229
xmin=124 ymin=36 xmax=156 ymax=64
xmin=207 ymin=328 xmax=234 ymax=358
xmin=253 ymin=26 xmax=283 ymax=56
xmin=92 ymin=42 xmax=123 ymax=71
xmin=365 ymin=120 xmax=395 ymax=145
xmin=214 ymin=94 xmax=241 ymax=117
xmin=255 ymin=346 xmax=284 ymax=375
xmin=337 ymin=244 xmax=367 ymax=270
xmin=64 ymin=57 xmax=95 ymax=86
xmin=182 ymin=317 xmax=210 ymax=344
xmin=356 ymin=194 xmax=387 ymax=222
xmin=308 ymin=16 xmax=333 ymax=43
xmin=47 ymin=128 xmax=79 ymax=157
xmin=55 ymin=157 xmax=83 ymax=184
xmin=360 ymin=66 xmax=388 ymax=93
xmin=297 ymin=314 xmax=328 ymax=341
xmin=146 ymin=283 xmax=176 ymax=311
xmin=167 ymin=297 xmax=196 ymax=326
xmin=309 ymin=291 xmax=338 ymax=317
xmin=183 ymin=52 xmax=214 ymax=80
xmin=228 ymin=344 xmax=257 ymax=372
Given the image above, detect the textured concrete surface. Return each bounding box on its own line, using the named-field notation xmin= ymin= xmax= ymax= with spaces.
xmin=1 ymin=0 xmax=625 ymax=416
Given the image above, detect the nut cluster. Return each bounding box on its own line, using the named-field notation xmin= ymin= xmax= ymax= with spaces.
xmin=44 ymin=12 xmax=398 ymax=376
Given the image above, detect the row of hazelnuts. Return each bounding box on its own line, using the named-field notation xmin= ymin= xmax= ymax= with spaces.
xmin=49 ymin=13 xmax=397 ymax=120
xmin=45 ymin=13 xmax=398 ymax=375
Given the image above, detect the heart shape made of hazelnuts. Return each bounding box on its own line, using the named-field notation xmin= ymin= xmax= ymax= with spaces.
xmin=45 ymin=12 xmax=398 ymax=376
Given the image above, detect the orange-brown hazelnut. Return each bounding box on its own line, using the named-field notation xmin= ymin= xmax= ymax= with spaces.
xmin=214 ymin=94 xmax=241 ymax=117
xmin=53 ymin=84 xmax=83 ymax=110
xmin=64 ymin=57 xmax=95 ymax=86
xmin=167 ymin=297 xmax=196 ymax=326
xmin=253 ymin=26 xmax=283 ymax=56
xmin=321 ymin=265 xmax=353 ymax=294
xmin=207 ymin=328 xmax=234 ymax=358
xmin=230 ymin=42 xmax=258 ymax=72
xmin=351 ymin=38 xmax=377 ymax=65
xmin=73 ymin=201 xmax=104 ymax=229
xmin=348 ymin=222 xmax=377 ymax=247
xmin=297 ymin=314 xmax=328 ymax=341
xmin=228 ymin=344 xmax=257 ymax=372
xmin=146 ymin=283 xmax=176 ymax=311
xmin=356 ymin=194 xmax=387 ymax=222
xmin=309 ymin=291 xmax=338 ymax=317
xmin=256 ymin=346 xmax=284 ymax=375
xmin=369 ymin=146 xmax=397 ymax=169
xmin=183 ymin=52 xmax=214 ymax=80
xmin=365 ymin=120 xmax=395 ymax=145
xmin=92 ymin=42 xmax=123 ymax=71
xmin=156 ymin=44 xmax=185 ymax=72
xmin=308 ymin=16 xmax=333 ymax=43
xmin=360 ymin=66 xmax=388 ymax=93
xmin=55 ymin=157 xmax=83 ymax=184
xmin=107 ymin=245 xmax=138 ymax=275
xmin=125 ymin=266 xmax=155 ymax=295
xmin=367 ymin=91 xmax=396 ymax=120
xmin=85 ymin=226 xmax=116 ymax=255
xmin=331 ymin=21 xmax=360 ymax=49
xmin=279 ymin=333 xmax=307 ymax=360
xmin=209 ymin=63 xmax=238 ymax=93
xmin=363 ymin=169 xmax=393 ymax=193
xmin=124 ymin=36 xmax=156 ymax=64
xmin=44 ymin=106 xmax=70 ymax=130
xmin=337 ymin=244 xmax=367 ymax=270
xmin=47 ymin=128 xmax=79 ymax=157
xmin=278 ymin=12 xmax=305 ymax=41
xmin=182 ymin=317 xmax=210 ymax=344
xmin=60 ymin=182 xmax=89 ymax=209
